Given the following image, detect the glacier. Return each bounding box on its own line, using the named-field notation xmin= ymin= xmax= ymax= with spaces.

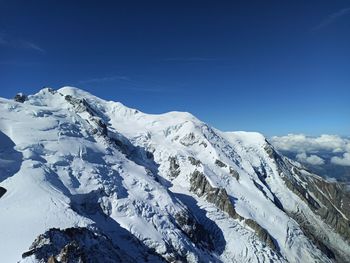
xmin=0 ymin=87 xmax=349 ymax=263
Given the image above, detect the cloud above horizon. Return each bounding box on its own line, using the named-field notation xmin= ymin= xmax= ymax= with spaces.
xmin=296 ymin=152 xmax=325 ymax=165
xmin=0 ymin=33 xmax=45 ymax=53
xmin=331 ymin=153 xmax=350 ymax=166
xmin=271 ymin=134 xmax=350 ymax=166
xmin=313 ymin=7 xmax=350 ymax=30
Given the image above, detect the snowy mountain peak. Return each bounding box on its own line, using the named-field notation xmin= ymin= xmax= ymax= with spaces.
xmin=1 ymin=87 xmax=349 ymax=263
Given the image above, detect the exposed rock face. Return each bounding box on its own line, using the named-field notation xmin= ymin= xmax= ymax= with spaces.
xmin=265 ymin=143 xmax=350 ymax=262
xmin=244 ymin=219 xmax=277 ymax=251
xmin=64 ymin=95 xmax=108 ymax=137
xmin=89 ymin=117 xmax=108 ymax=136
xmin=180 ymin=132 xmax=198 ymax=146
xmin=21 ymin=227 xmax=130 ymax=263
xmin=293 ymin=175 xmax=350 ymax=262
xmin=174 ymin=211 xmax=214 ymax=251
xmin=190 ymin=170 xmax=238 ymax=219
xmin=282 ymin=174 xmax=321 ymax=210
xmin=189 ymin=171 xmax=278 ymax=251
xmin=288 ymin=211 xmax=336 ymax=260
xmin=168 ymin=156 xmax=180 ymax=178
xmin=264 ymin=141 xmax=282 ymax=162
xmin=287 ymin=165 xmax=350 ymax=241
xmin=229 ymin=167 xmax=239 ymax=181
xmin=199 ymin=141 xmax=207 ymax=148
xmin=215 ymin=159 xmax=227 ymax=168
xmin=188 ymin=156 xmax=201 ymax=166
xmin=0 ymin=186 xmax=6 ymax=198
xmin=310 ymin=178 xmax=350 ymax=239
xmin=14 ymin=93 xmax=27 ymax=103
xmin=48 ymin=255 xmax=58 ymax=263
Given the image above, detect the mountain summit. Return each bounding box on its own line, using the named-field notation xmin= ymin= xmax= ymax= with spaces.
xmin=0 ymin=87 xmax=349 ymax=263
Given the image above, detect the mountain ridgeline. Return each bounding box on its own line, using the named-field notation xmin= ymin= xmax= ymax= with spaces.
xmin=0 ymin=87 xmax=349 ymax=263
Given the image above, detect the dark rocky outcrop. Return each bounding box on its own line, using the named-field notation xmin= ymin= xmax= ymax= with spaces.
xmin=288 ymin=211 xmax=336 ymax=261
xmin=310 ymin=178 xmax=350 ymax=239
xmin=215 ymin=159 xmax=227 ymax=168
xmin=48 ymin=255 xmax=58 ymax=263
xmin=62 ymin=92 xmax=161 ymax=187
xmin=0 ymin=186 xmax=6 ymax=198
xmin=253 ymin=165 xmax=284 ymax=211
xmin=229 ymin=167 xmax=239 ymax=181
xmin=190 ymin=170 xmax=238 ymax=219
xmin=64 ymin=95 xmax=98 ymax=116
xmin=21 ymin=227 xmax=130 ymax=263
xmin=188 ymin=156 xmax=201 ymax=166
xmin=97 ymin=119 xmax=107 ymax=135
xmin=174 ymin=211 xmax=214 ymax=251
xmin=65 ymin=94 xmax=109 ymax=136
xmin=168 ymin=156 xmax=180 ymax=178
xmin=282 ymin=175 xmax=321 ymax=210
xmin=264 ymin=143 xmax=321 ymax=211
xmin=264 ymin=140 xmax=350 ymax=260
xmin=199 ymin=141 xmax=208 ymax=148
xmin=264 ymin=141 xmax=282 ymax=162
xmin=179 ymin=132 xmax=198 ymax=146
xmin=189 ymin=171 xmax=278 ymax=252
xmin=244 ymin=219 xmax=277 ymax=251
xmin=286 ymin=164 xmax=350 ymax=245
xmin=64 ymin=95 xmax=73 ymax=102
xmin=14 ymin=93 xmax=27 ymax=103
xmin=46 ymin=87 xmax=56 ymax=94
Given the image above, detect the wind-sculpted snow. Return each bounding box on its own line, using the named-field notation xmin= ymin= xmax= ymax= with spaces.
xmin=0 ymin=87 xmax=349 ymax=262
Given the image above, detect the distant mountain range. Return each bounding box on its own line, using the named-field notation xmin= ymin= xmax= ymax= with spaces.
xmin=1 ymin=87 xmax=349 ymax=263
xmin=271 ymin=135 xmax=350 ymax=182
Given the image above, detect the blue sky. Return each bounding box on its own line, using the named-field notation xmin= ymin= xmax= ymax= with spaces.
xmin=1 ymin=0 xmax=349 ymax=136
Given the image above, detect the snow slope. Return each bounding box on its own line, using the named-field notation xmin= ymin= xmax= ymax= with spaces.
xmin=0 ymin=87 xmax=349 ymax=263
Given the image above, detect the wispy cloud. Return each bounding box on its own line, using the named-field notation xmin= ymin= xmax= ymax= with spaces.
xmin=313 ymin=7 xmax=350 ymax=30
xmin=0 ymin=33 xmax=45 ymax=53
xmin=20 ymin=41 xmax=45 ymax=53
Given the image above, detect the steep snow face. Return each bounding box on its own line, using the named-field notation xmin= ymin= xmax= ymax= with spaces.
xmin=0 ymin=88 xmax=208 ymax=263
xmin=0 ymin=87 xmax=349 ymax=263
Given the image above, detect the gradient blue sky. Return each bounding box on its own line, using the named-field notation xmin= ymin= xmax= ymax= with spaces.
xmin=1 ymin=0 xmax=349 ymax=136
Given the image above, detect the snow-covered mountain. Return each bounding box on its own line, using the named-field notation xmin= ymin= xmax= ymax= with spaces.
xmin=0 ymin=87 xmax=349 ymax=263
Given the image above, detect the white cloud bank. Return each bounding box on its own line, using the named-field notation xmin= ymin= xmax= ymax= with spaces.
xmin=271 ymin=134 xmax=350 ymax=166
xmin=296 ymin=152 xmax=325 ymax=165
xmin=331 ymin=153 xmax=350 ymax=166
xmin=0 ymin=33 xmax=45 ymax=53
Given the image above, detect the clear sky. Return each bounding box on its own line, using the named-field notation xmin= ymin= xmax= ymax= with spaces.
xmin=1 ymin=0 xmax=349 ymax=136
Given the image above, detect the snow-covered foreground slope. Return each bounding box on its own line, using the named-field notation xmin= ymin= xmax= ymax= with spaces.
xmin=0 ymin=87 xmax=349 ymax=263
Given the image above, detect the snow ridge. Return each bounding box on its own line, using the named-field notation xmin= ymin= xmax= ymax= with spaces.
xmin=0 ymin=87 xmax=349 ymax=263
